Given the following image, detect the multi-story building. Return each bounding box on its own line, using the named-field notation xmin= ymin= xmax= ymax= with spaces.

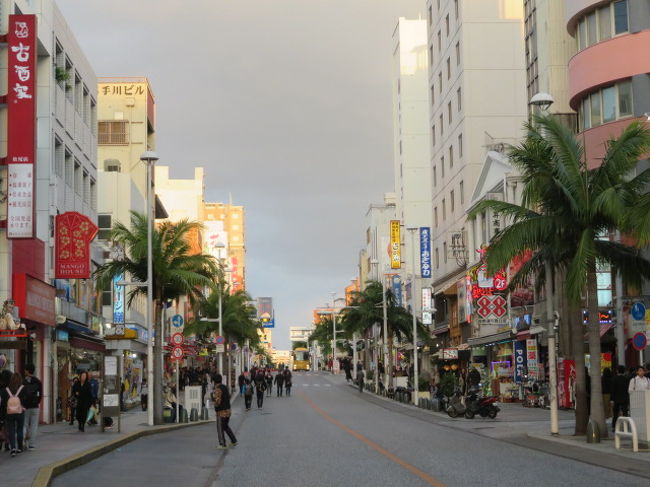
xmin=391 ymin=18 xmax=433 ymax=320
xmin=0 ymin=1 xmax=99 ymax=423
xmin=289 ymin=326 xmax=312 ymax=344
xmin=425 ymin=0 xmax=527 ymax=347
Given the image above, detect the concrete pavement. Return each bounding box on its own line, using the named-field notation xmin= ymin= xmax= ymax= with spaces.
xmin=50 ymin=372 xmax=650 ymax=487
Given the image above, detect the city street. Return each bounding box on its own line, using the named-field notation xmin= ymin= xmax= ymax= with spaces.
xmin=52 ymin=372 xmax=650 ymax=487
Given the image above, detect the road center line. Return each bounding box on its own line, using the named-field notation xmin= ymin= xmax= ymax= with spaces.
xmin=299 ymin=393 xmax=447 ymax=487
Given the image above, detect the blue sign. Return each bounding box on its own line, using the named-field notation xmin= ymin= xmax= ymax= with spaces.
xmin=420 ymin=227 xmax=432 ymax=278
xmin=56 ymin=329 xmax=69 ymax=342
xmin=392 ymin=275 xmax=402 ymax=307
xmin=112 ymin=274 xmax=125 ymax=324
xmin=262 ymin=318 xmax=275 ymax=329
xmin=514 ymin=340 xmax=526 ymax=384
xmin=171 ymin=314 xmax=184 ymax=328
xmin=631 ymin=302 xmax=646 ymax=321
xmin=632 ymin=332 xmax=647 ymax=351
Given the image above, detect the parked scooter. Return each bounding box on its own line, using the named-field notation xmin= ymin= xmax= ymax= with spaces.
xmin=446 ymin=389 xmax=466 ymax=418
xmin=464 ymin=394 xmax=500 ymax=419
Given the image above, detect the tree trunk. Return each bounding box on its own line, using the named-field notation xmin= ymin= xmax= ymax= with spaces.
xmin=587 ymin=264 xmax=607 ymax=438
xmin=569 ymin=302 xmax=588 ymax=435
xmin=387 ymin=330 xmax=394 ymax=390
xmin=153 ymin=299 xmax=164 ymax=425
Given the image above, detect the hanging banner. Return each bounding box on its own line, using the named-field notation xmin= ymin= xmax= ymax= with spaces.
xmin=514 ymin=340 xmax=526 ymax=384
xmin=390 ymin=220 xmax=401 ymax=269
xmin=526 ymin=339 xmax=538 ymax=380
xmin=391 ymin=275 xmax=402 ymax=307
xmin=113 ymin=274 xmax=125 ymax=324
xmin=7 ymin=15 xmax=37 ymax=239
xmin=55 ymin=212 xmax=99 ymax=279
xmin=420 ymin=227 xmax=431 ymax=278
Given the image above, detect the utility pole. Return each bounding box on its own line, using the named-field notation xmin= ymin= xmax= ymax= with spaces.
xmin=545 ymin=261 xmax=559 ymax=435
xmin=407 ymin=227 xmax=419 ymax=405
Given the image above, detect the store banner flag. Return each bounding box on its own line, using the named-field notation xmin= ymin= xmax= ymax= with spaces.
xmin=420 ymin=227 xmax=432 ymax=278
xmin=113 ymin=274 xmax=125 ymax=325
xmin=514 ymin=340 xmax=526 ymax=384
xmin=7 ymin=15 xmax=37 ymax=239
xmin=390 ymin=220 xmax=401 ymax=269
xmin=392 ymin=275 xmax=402 ymax=307
xmin=55 ymin=212 xmax=99 ymax=279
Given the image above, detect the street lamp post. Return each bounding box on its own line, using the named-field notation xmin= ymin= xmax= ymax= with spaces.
xmin=215 ymin=242 xmax=227 ymax=380
xmin=330 ymin=292 xmax=336 ymax=374
xmin=407 ymin=227 xmax=419 ymax=405
xmin=140 ymin=151 xmax=158 ymax=426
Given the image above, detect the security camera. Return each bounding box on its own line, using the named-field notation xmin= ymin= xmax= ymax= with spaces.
xmin=553 ymin=311 xmax=560 ymax=320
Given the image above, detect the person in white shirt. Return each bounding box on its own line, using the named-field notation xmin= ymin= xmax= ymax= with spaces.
xmin=628 ymin=366 xmax=650 ymax=393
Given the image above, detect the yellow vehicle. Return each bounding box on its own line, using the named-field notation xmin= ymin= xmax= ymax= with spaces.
xmin=292 ymin=347 xmax=310 ymax=371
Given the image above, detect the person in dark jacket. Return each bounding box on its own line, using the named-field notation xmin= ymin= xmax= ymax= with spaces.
xmin=274 ymin=371 xmax=285 ymax=397
xmin=23 ymin=363 xmax=42 ymax=449
xmin=601 ymin=367 xmax=613 ymax=419
xmin=611 ymin=365 xmax=630 ymax=432
xmin=243 ymin=378 xmax=253 ymax=410
xmin=238 ymin=372 xmax=246 ymax=396
xmin=0 ymin=372 xmax=28 ymax=456
xmin=254 ymin=371 xmax=266 ymax=408
xmin=265 ymin=370 xmax=273 ymax=397
xmin=213 ymin=374 xmax=237 ymax=449
xmin=284 ymin=368 xmax=292 ymax=397
xmin=72 ymin=371 xmax=93 ymax=432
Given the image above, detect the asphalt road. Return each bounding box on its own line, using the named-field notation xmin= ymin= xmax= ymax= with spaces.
xmin=52 ymin=372 xmax=649 ymax=487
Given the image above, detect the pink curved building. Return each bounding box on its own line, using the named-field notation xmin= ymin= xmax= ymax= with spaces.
xmin=566 ymin=0 xmax=650 ymax=167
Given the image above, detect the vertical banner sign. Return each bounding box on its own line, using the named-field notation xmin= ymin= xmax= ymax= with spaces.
xmin=390 ymin=220 xmax=401 ymax=269
xmin=419 ymin=227 xmax=432 ymax=278
xmin=526 ymin=339 xmax=538 ymax=380
xmin=7 ymin=15 xmax=37 ymax=238
xmin=55 ymin=212 xmax=99 ymax=278
xmin=391 ymin=275 xmax=402 ymax=307
xmin=113 ymin=274 xmax=125 ymax=325
xmin=514 ymin=340 xmax=526 ymax=384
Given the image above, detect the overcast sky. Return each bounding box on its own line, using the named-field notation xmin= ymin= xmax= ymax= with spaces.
xmin=58 ymin=0 xmax=425 ymax=349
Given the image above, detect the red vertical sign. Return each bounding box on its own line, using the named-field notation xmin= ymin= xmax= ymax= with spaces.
xmin=55 ymin=212 xmax=99 ymax=279
xmin=7 ymin=15 xmax=37 ymax=239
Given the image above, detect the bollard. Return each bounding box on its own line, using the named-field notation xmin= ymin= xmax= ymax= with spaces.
xmin=201 ymin=407 xmax=209 ymax=420
xmin=181 ymin=407 xmax=189 ymax=423
xmin=586 ymin=418 xmax=601 ymax=443
xmin=190 ymin=408 xmax=199 ymax=422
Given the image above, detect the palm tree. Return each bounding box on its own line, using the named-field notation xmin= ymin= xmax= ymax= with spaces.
xmin=470 ymin=115 xmax=650 ymax=437
xmin=308 ymin=316 xmax=334 ymax=357
xmin=341 ymin=281 xmax=426 ymax=389
xmin=94 ymin=211 xmax=220 ymax=424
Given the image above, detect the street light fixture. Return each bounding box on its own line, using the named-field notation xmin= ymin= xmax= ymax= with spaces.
xmin=140 ymin=150 xmax=158 ymax=426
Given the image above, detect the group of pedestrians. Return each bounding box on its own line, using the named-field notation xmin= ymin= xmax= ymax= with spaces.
xmin=0 ymin=364 xmax=42 ymax=458
xmin=238 ymin=366 xmax=293 ymax=411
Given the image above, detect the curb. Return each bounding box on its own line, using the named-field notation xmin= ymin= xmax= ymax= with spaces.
xmin=31 ymin=419 xmax=212 ymax=487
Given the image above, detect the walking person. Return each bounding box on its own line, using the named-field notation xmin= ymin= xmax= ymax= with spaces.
xmin=243 ymin=379 xmax=253 ymax=411
xmin=628 ymin=366 xmax=650 ymax=393
xmin=1 ymin=372 xmax=28 ymax=457
xmin=140 ymin=379 xmax=148 ymax=411
xmin=254 ymin=370 xmax=266 ymax=408
xmin=238 ymin=371 xmax=246 ymax=396
xmin=611 ymin=365 xmax=630 ymax=432
xmin=343 ymin=358 xmax=352 ymax=383
xmin=274 ymin=370 xmax=285 ymax=397
xmin=212 ymin=374 xmax=237 ymax=449
xmin=67 ymin=377 xmax=79 ymax=425
xmin=72 ymin=372 xmax=92 ymax=432
xmin=284 ymin=368 xmax=292 ymax=397
xmin=357 ymin=366 xmax=365 ymax=393
xmin=22 ymin=364 xmax=42 ymax=450
xmin=265 ymin=369 xmax=273 ymax=397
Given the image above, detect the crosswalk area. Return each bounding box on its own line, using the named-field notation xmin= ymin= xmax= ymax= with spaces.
xmin=300 ymin=383 xmax=332 ymax=387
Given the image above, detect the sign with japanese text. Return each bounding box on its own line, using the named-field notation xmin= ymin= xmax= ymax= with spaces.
xmin=112 ymin=274 xmax=125 ymax=324
xmin=526 ymin=339 xmax=538 ymax=380
xmin=390 ymin=220 xmax=401 ymax=269
xmin=55 ymin=212 xmax=99 ymax=279
xmin=7 ymin=15 xmax=37 ymax=239
xmin=421 ymin=287 xmax=432 ymax=311
xmin=514 ymin=340 xmax=526 ymax=384
xmin=391 ymin=275 xmax=402 ymax=306
xmin=420 ymin=227 xmax=431 ymax=278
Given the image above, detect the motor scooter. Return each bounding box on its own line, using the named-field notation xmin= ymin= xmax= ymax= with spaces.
xmin=465 ymin=395 xmax=500 ymax=419
xmin=446 ymin=389 xmax=466 ymax=418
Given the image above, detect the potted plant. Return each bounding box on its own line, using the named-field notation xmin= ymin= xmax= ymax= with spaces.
xmin=55 ymin=67 xmax=69 ymax=84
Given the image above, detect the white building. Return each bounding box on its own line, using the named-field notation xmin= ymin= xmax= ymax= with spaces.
xmin=425 ymin=0 xmax=527 ymax=346
xmin=289 ymin=326 xmax=312 ymax=344
xmin=0 ymin=0 xmax=99 ymax=423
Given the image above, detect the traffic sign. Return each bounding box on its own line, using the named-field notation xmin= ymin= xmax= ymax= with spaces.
xmin=632 ymin=332 xmax=647 ymax=351
xmin=631 ymin=302 xmax=646 ymax=321
xmin=171 ymin=314 xmax=184 ymax=328
xmin=171 ymin=332 xmax=184 ymax=346
xmin=215 ymin=344 xmax=225 ymax=353
xmin=171 ymin=346 xmax=184 ymax=360
xmin=215 ymin=335 xmax=225 ymax=345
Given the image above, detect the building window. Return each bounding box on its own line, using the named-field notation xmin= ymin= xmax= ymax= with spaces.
xmin=433 ymin=166 xmax=437 ymax=187
xmin=98 ymin=120 xmax=128 ymax=145
xmin=90 ymin=99 xmax=97 ymax=136
xmin=618 ymin=80 xmax=633 ymax=116
xmin=449 ymin=145 xmax=454 ymax=169
xmin=576 ymin=1 xmax=628 ymax=51
xmin=98 ymin=215 xmax=112 ymax=240
xmin=590 ymin=91 xmax=601 ymax=128
xmin=458 ymin=133 xmax=463 ymax=157
xmin=614 ymin=0 xmax=628 ymax=34
xmin=455 ymin=0 xmax=459 ymax=19
xmin=578 ymin=80 xmax=634 ymax=131
xmin=55 ymin=138 xmax=64 ymax=178
xmin=90 ymin=179 xmax=97 ymax=210
xmin=74 ymin=73 xmax=82 ymax=114
xmin=429 ymin=45 xmax=434 ymax=65
xmin=446 ymin=57 xmax=451 ymax=80
xmin=598 ymin=5 xmax=612 ymax=41
xmin=74 ymin=161 xmax=82 ymax=195
xmin=443 ymin=242 xmax=448 ymax=263
xmin=104 ymin=159 xmax=121 ymax=172
xmin=437 ymin=30 xmax=442 ymax=52
xmin=83 ymin=170 xmax=89 ymax=203
xmin=456 ymin=42 xmax=460 ymax=65
xmin=434 ymin=207 xmax=438 ymax=227
xmin=448 ymin=101 xmax=452 ymax=124
xmin=450 ymin=190 xmax=455 ymax=213
xmin=432 ymin=124 xmax=436 ymax=146
xmin=445 ymin=14 xmax=450 ymax=36
xmin=460 ymin=180 xmax=464 ymax=204
xmin=65 ymin=151 xmax=73 ymax=188
xmin=457 ymin=87 xmax=462 ymax=111
xmin=441 ymin=156 xmax=445 ymax=178
xmin=442 ymin=198 xmax=446 ymax=220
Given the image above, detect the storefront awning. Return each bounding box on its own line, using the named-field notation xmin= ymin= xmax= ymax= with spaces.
xmin=70 ymin=336 xmax=105 ymax=353
xmin=583 ymin=322 xmax=615 ymax=339
xmin=58 ymin=319 xmax=98 ymax=336
xmin=467 ymin=330 xmax=513 ymax=347
xmin=431 ymin=325 xmax=449 ymax=336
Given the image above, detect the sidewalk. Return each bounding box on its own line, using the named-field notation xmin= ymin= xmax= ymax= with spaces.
xmin=0 ymin=408 xmax=213 ymax=487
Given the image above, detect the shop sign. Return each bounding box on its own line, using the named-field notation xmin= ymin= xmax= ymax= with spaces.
xmin=390 ymin=220 xmax=401 ymax=269
xmin=476 ymin=295 xmax=507 ymax=321
xmin=419 ymin=227 xmax=431 ymax=278
xmin=441 ymin=348 xmax=458 ymax=360
xmin=56 ymin=329 xmax=69 ymax=342
xmin=55 ymin=212 xmax=99 ymax=279
xmin=514 ymin=340 xmax=526 ymax=384
xmin=392 ymin=275 xmax=402 ymax=307
xmin=421 ymin=288 xmax=432 ymax=311
xmin=7 ymin=15 xmax=37 ymax=239
xmin=526 ymin=339 xmax=538 ymax=380
xmin=12 ymin=274 xmax=56 ymax=326
xmin=422 ymin=311 xmax=432 ymax=325
xmin=112 ymin=274 xmax=125 ymax=325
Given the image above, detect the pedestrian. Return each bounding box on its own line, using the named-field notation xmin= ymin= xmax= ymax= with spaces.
xmin=238 ymin=371 xmax=246 ymax=396
xmin=274 ymin=370 xmax=285 ymax=397
xmin=72 ymin=371 xmax=92 ymax=432
xmin=628 ymin=366 xmax=650 ymax=393
xmin=254 ymin=371 xmax=265 ymax=408
xmin=343 ymin=359 xmax=352 ymax=383
xmin=243 ymin=378 xmax=253 ymax=410
xmin=0 ymin=369 xmax=13 ymax=452
xmin=611 ymin=365 xmax=630 ymax=432
xmin=212 ymin=374 xmax=237 ymax=450
xmin=140 ymin=379 xmax=148 ymax=411
xmin=22 ymin=363 xmax=42 ymax=450
xmin=284 ymin=367 xmax=292 ymax=397
xmin=67 ymin=377 xmax=79 ymax=425
xmin=357 ymin=366 xmax=364 ymax=393
xmin=601 ymin=367 xmax=613 ymax=419
xmin=0 ymin=372 xmax=27 ymax=457
xmin=265 ymin=369 xmax=273 ymax=397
